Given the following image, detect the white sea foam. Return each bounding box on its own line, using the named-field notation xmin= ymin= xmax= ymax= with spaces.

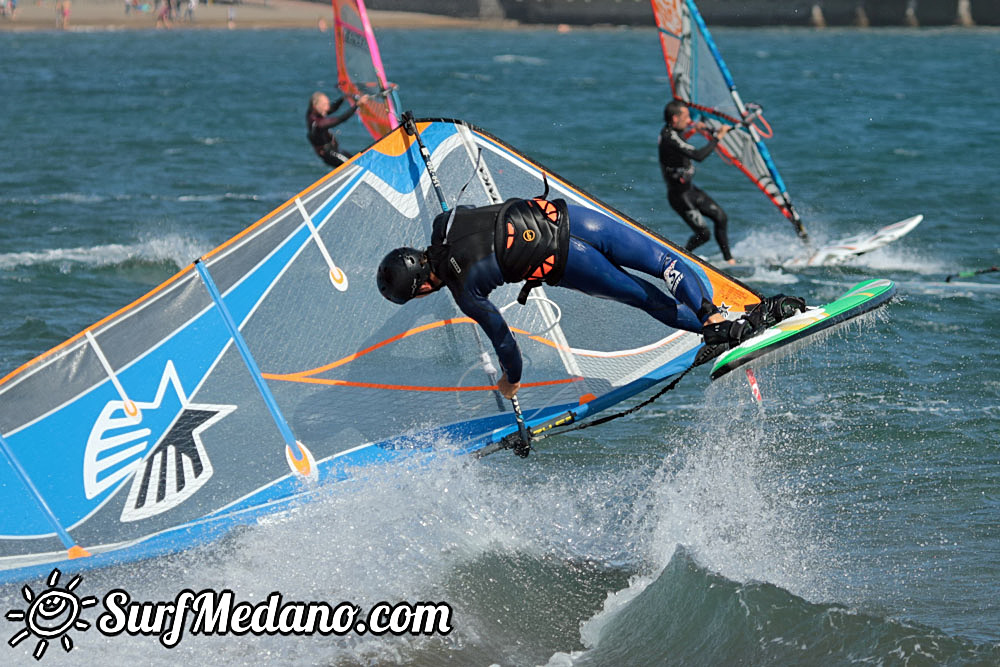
xmin=0 ymin=235 xmax=208 ymax=271
xmin=0 ymin=448 xmax=648 ymax=664
xmin=569 ymin=381 xmax=843 ymax=657
xmin=493 ymin=54 xmax=547 ymax=66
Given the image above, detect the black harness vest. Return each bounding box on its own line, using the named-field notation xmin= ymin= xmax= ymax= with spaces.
xmin=427 ymin=198 xmax=570 ymax=302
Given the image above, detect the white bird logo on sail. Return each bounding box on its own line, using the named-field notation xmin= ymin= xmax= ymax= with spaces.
xmin=82 ymin=361 xmax=235 ymax=522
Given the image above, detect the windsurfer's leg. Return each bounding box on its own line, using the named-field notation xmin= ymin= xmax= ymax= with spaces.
xmin=559 ymin=236 xmax=702 ymax=332
xmin=692 ymin=187 xmax=732 ymax=261
xmin=669 ymin=188 xmax=710 ymax=252
xmin=319 ymin=146 xmax=349 ymax=168
xmin=563 ymin=204 xmax=708 ymax=331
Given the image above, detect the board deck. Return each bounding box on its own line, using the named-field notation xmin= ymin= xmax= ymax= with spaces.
xmin=710 ymin=279 xmax=896 ymax=380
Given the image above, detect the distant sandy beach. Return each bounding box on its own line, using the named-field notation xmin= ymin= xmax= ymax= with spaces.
xmin=0 ymin=0 xmax=507 ymax=31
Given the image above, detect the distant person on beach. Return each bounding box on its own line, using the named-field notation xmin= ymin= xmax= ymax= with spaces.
xmin=155 ymin=0 xmax=171 ymax=28
xmin=55 ymin=0 xmax=70 ymax=28
xmin=659 ymin=100 xmax=736 ymax=265
xmin=306 ymin=92 xmax=365 ymax=169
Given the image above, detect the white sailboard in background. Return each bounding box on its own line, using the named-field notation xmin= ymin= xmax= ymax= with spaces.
xmin=650 ymin=0 xmax=921 ymax=266
xmin=783 ymin=214 xmax=923 ymax=268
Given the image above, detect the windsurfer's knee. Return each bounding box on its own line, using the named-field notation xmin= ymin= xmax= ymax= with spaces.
xmin=685 ymin=224 xmax=711 ymax=250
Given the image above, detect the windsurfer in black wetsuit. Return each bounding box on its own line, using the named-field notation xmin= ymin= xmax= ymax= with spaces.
xmin=659 ymin=100 xmax=737 ymax=265
xmin=306 ymin=92 xmax=364 ymax=168
xmin=376 ymin=197 xmax=804 ymax=398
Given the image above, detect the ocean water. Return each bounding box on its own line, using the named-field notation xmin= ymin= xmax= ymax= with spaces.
xmin=2 ymin=25 xmax=1000 ymax=666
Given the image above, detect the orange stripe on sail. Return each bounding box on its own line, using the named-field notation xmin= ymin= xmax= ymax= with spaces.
xmin=267 ymin=317 xmax=477 ymax=380
xmin=368 ymin=123 xmax=423 ymax=157
xmin=266 ymin=316 xmax=688 ymax=385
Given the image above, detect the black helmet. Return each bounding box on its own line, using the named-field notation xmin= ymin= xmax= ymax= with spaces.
xmin=377 ymin=247 xmax=431 ymax=304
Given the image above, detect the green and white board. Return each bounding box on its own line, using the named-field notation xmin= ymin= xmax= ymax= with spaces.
xmin=710 ymin=279 xmax=896 ymax=380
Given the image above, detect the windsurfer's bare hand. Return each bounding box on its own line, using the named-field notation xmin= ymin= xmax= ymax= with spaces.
xmin=716 ymin=125 xmax=732 ymax=138
xmin=498 ymin=374 xmax=520 ymax=399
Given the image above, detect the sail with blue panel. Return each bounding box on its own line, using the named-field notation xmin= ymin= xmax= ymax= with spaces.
xmin=0 ymin=119 xmax=762 ymax=584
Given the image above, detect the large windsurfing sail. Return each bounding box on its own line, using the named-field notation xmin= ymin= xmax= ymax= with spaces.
xmin=332 ymin=0 xmax=400 ymax=140
xmin=0 ymin=118 xmax=762 ymax=585
xmin=651 ymin=0 xmax=807 ymax=239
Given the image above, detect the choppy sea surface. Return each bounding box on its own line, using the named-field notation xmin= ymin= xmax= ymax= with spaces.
xmin=2 ymin=25 xmax=999 ymax=666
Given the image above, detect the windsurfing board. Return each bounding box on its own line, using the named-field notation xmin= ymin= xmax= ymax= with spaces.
xmin=710 ymin=278 xmax=896 ymax=380
xmin=784 ymin=215 xmax=922 ymax=268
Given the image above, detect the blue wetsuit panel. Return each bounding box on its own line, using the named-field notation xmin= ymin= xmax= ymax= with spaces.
xmin=559 ymin=204 xmax=709 ymax=332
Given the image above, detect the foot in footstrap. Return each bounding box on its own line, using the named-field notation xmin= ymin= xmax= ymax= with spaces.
xmin=693 ymin=342 xmax=728 ymax=366
xmin=694 ymin=318 xmax=756 ymax=366
xmin=745 ymin=294 xmax=807 ymax=331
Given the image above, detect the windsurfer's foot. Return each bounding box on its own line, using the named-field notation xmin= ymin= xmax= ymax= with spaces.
xmin=695 ymin=317 xmax=757 ymax=366
xmin=702 ymin=318 xmax=755 ymax=347
xmin=725 ymin=258 xmax=737 ymax=265
xmin=746 ymin=294 xmax=807 ymax=330
xmin=693 ymin=342 xmax=728 ymax=366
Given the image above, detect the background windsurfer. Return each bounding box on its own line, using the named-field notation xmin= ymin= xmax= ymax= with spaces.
xmin=659 ymin=100 xmax=736 ymax=265
xmin=306 ymin=91 xmax=367 ymax=168
xmin=377 ymin=197 xmax=803 ymax=398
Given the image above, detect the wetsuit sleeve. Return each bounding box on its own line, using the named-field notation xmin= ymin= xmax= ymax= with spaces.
xmin=449 ymin=287 xmax=522 ymax=385
xmin=660 ymin=126 xmax=719 ymax=162
xmin=313 ymin=104 xmax=358 ymax=130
